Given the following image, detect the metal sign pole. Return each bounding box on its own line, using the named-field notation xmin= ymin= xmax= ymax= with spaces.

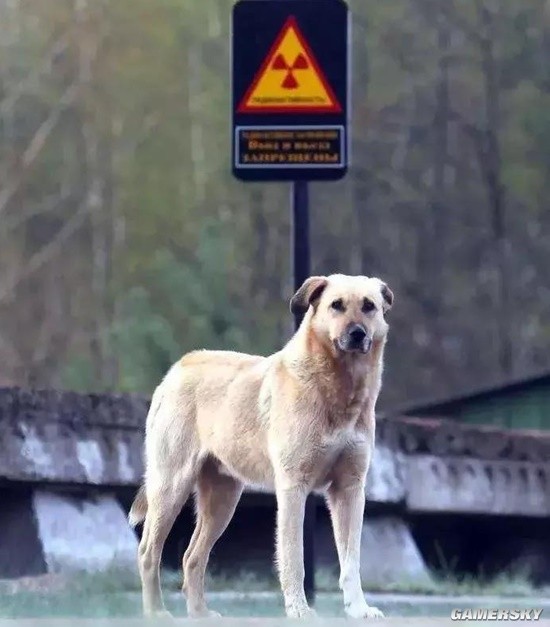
xmin=291 ymin=179 xmax=315 ymax=604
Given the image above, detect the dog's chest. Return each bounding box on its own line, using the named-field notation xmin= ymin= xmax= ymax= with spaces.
xmin=312 ymin=386 xmax=369 ymax=464
xmin=311 ymin=423 xmax=369 ymax=490
xmin=326 ymin=375 xmax=370 ymax=429
xmin=321 ymin=420 xmax=365 ymax=451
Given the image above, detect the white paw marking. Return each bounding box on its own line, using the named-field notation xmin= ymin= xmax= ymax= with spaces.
xmin=346 ymin=602 xmax=385 ymax=619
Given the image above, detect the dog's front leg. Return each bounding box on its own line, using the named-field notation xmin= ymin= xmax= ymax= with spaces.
xmin=327 ymin=480 xmax=384 ymax=619
xmin=275 ymin=483 xmax=316 ymax=618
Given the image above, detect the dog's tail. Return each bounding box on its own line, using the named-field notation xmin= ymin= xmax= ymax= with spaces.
xmin=128 ymin=484 xmax=147 ymax=527
xmin=128 ymin=379 xmax=168 ymax=528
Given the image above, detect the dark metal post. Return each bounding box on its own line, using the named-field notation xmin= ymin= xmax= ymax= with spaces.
xmin=291 ymin=180 xmax=316 ymax=604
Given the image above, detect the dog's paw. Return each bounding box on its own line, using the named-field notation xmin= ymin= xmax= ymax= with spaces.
xmin=345 ymin=602 xmax=384 ymax=619
xmin=363 ymin=605 xmax=384 ymax=619
xmin=188 ymin=608 xmax=222 ymax=619
xmin=286 ymin=604 xmax=317 ymax=619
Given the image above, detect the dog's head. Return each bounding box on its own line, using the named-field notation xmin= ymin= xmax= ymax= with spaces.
xmin=290 ymin=274 xmax=393 ymax=355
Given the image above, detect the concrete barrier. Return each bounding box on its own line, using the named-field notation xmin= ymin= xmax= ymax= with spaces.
xmin=1 ymin=386 xmax=549 ymax=581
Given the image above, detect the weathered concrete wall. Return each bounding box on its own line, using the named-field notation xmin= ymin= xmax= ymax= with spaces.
xmin=365 ymin=445 xmax=406 ymax=504
xmin=0 ymin=386 xmax=549 ymax=582
xmin=0 ymin=490 xmax=137 ymax=578
xmin=0 ymin=387 xmax=148 ymax=429
xmin=406 ymin=455 xmax=550 ymax=515
xmin=378 ymin=415 xmax=550 ymax=461
xmin=0 ymin=387 xmax=146 ymax=486
xmin=359 ymin=517 xmax=432 ymax=587
xmin=33 ymin=491 xmax=138 ymax=573
xmin=1 ymin=387 xmax=549 ymax=516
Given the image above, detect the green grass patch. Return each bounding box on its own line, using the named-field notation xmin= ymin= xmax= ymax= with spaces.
xmin=28 ymin=564 xmax=548 ymax=597
xmin=0 ymin=566 xmax=547 ymax=619
xmin=362 ymin=571 xmax=545 ymax=597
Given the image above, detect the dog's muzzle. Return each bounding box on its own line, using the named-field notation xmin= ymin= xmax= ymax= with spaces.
xmin=337 ymin=324 xmax=372 ymax=354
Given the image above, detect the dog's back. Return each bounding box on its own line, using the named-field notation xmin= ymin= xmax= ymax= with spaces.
xmin=129 ymin=349 xmax=269 ymax=527
xmin=150 ymin=348 xmax=273 ymax=477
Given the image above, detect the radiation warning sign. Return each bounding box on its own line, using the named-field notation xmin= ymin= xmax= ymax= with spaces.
xmin=232 ymin=0 xmax=350 ymax=182
xmin=237 ymin=16 xmax=342 ymax=114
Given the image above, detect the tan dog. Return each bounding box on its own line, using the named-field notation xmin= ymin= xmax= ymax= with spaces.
xmin=129 ymin=274 xmax=393 ymax=619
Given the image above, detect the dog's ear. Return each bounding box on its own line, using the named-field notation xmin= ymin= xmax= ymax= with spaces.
xmin=379 ymin=282 xmax=394 ymax=312
xmin=290 ymin=276 xmax=328 ymax=316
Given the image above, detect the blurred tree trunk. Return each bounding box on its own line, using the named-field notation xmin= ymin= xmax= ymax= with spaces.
xmin=476 ymin=0 xmax=512 ymax=376
xmin=75 ymin=0 xmax=113 ymax=386
xmin=351 ymin=14 xmax=375 ymax=275
xmin=429 ymin=13 xmax=454 ymax=382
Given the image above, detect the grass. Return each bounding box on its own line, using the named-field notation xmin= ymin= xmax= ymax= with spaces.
xmin=0 ymin=566 xmax=547 ymax=619
xmin=43 ymin=564 xmax=549 ymax=597
xmin=363 ymin=572 xmax=544 ymax=597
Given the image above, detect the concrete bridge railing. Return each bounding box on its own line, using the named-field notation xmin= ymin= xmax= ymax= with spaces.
xmin=0 ymin=386 xmax=549 ymax=582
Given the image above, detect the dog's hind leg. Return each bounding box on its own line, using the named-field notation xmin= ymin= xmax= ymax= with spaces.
xmin=181 ymin=512 xmax=201 ymax=584
xmin=138 ymin=459 xmax=198 ymax=617
xmin=183 ymin=458 xmax=243 ymax=618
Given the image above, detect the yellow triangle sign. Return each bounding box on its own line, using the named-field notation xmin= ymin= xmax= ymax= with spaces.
xmin=238 ymin=16 xmax=342 ymax=114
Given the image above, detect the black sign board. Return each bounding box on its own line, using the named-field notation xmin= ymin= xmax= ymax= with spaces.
xmin=232 ymin=0 xmax=350 ymax=181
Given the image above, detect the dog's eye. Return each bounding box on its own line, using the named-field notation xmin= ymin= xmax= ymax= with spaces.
xmin=362 ymin=298 xmax=376 ymax=313
xmin=330 ymin=298 xmax=345 ymax=312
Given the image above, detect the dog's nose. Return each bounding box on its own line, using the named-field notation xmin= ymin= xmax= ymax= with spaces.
xmin=349 ymin=325 xmax=367 ymax=343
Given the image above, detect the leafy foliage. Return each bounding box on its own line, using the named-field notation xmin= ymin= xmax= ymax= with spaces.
xmin=0 ymin=0 xmax=549 ymax=406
